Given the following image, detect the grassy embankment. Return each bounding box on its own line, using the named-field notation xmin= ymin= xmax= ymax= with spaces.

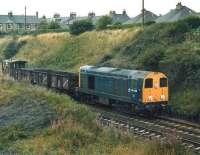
xmin=14 ymin=28 xmax=141 ymax=72
xmin=2 ymin=19 xmax=199 ymax=118
xmin=0 ymin=78 xmax=192 ymax=155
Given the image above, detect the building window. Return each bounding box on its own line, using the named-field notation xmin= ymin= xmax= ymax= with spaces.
xmin=145 ymin=78 xmax=153 ymax=88
xmin=7 ymin=24 xmax=12 ymax=29
xmin=0 ymin=24 xmax=2 ymax=30
xmin=18 ymin=24 xmax=24 ymax=29
xmin=26 ymin=24 xmax=31 ymax=29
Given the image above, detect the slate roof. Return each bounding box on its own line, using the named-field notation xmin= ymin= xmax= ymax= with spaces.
xmin=156 ymin=3 xmax=196 ymax=23
xmin=111 ymin=13 xmax=130 ymax=23
xmin=0 ymin=15 xmax=39 ymax=24
xmin=124 ymin=10 xmax=158 ymax=24
xmin=80 ymin=65 xmax=151 ymax=79
xmin=59 ymin=16 xmax=101 ymax=28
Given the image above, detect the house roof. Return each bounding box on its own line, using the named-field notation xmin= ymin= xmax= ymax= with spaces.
xmin=124 ymin=10 xmax=158 ymax=24
xmin=58 ymin=12 xmax=130 ymax=27
xmin=0 ymin=15 xmax=39 ymax=24
xmin=156 ymin=3 xmax=196 ymax=23
xmin=59 ymin=16 xmax=101 ymax=28
xmin=111 ymin=13 xmax=130 ymax=23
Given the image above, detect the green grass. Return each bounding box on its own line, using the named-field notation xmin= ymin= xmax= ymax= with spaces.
xmin=0 ymin=78 xmax=194 ymax=155
xmin=15 ymin=28 xmax=141 ymax=72
xmin=1 ymin=18 xmax=200 ymax=120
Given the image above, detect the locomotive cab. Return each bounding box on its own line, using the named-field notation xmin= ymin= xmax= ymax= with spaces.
xmin=142 ymin=72 xmax=168 ymax=111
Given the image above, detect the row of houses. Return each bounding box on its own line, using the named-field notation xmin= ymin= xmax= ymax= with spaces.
xmin=0 ymin=2 xmax=199 ymax=32
xmin=0 ymin=12 xmax=39 ymax=32
xmin=48 ymin=10 xmax=130 ymax=29
xmin=50 ymin=3 xmax=200 ymax=28
xmin=126 ymin=2 xmax=200 ymax=24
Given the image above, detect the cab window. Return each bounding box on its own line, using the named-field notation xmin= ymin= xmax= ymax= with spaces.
xmin=145 ymin=78 xmax=153 ymax=88
xmin=88 ymin=75 xmax=95 ymax=90
xmin=160 ymin=78 xmax=167 ymax=87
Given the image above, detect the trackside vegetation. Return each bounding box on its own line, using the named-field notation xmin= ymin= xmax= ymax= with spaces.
xmin=1 ymin=17 xmax=200 ymax=118
xmin=69 ymin=19 xmax=94 ymax=35
xmin=0 ymin=78 xmax=194 ymax=155
xmin=96 ymin=15 xmax=113 ymax=30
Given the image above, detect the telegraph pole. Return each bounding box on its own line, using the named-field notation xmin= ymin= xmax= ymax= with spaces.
xmin=25 ymin=6 xmax=27 ymax=30
xmin=142 ymin=0 xmax=145 ymax=27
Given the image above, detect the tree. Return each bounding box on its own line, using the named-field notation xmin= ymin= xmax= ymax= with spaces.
xmin=69 ymin=19 xmax=94 ymax=35
xmin=48 ymin=21 xmax=61 ymax=29
xmin=96 ymin=16 xmax=112 ymax=30
xmin=183 ymin=16 xmax=200 ymax=29
xmin=38 ymin=17 xmax=48 ymax=30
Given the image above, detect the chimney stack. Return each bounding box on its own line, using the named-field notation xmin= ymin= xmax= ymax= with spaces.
xmin=70 ymin=12 xmax=76 ymax=19
xmin=122 ymin=9 xmax=127 ymax=15
xmin=176 ymin=2 xmax=183 ymax=10
xmin=88 ymin=12 xmax=95 ymax=18
xmin=110 ymin=11 xmax=116 ymax=16
xmin=8 ymin=11 xmax=13 ymax=17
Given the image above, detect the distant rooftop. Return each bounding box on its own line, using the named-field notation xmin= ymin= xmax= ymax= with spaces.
xmin=109 ymin=10 xmax=130 ymax=23
xmin=156 ymin=2 xmax=197 ymax=23
xmin=125 ymin=9 xmax=158 ymax=24
xmin=0 ymin=12 xmax=39 ymax=24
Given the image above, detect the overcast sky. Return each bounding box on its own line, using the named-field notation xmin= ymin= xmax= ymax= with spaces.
xmin=0 ymin=0 xmax=199 ymax=18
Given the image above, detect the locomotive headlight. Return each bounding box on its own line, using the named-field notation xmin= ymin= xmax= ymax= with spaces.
xmin=148 ymin=96 xmax=153 ymax=102
xmin=161 ymin=94 xmax=165 ymax=101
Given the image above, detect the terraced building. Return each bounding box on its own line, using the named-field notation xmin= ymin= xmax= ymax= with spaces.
xmin=124 ymin=9 xmax=158 ymax=24
xmin=0 ymin=12 xmax=39 ymax=32
xmin=156 ymin=2 xmax=197 ymax=23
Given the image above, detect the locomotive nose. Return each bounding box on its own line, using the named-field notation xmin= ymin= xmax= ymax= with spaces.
xmin=143 ymin=72 xmax=169 ymax=105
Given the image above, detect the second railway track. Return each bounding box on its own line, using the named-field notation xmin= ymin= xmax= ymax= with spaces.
xmin=92 ymin=107 xmax=200 ymax=154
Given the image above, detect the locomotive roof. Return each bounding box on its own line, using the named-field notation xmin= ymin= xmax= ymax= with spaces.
xmin=80 ymin=65 xmax=152 ymax=79
xmin=3 ymin=59 xmax=27 ymax=63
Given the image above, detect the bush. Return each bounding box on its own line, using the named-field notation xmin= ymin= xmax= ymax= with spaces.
xmin=138 ymin=46 xmax=164 ymax=70
xmin=48 ymin=21 xmax=61 ymax=29
xmin=182 ymin=16 xmax=200 ymax=29
xmin=162 ymin=47 xmax=200 ymax=87
xmin=96 ymin=16 xmax=112 ymax=30
xmin=38 ymin=19 xmax=48 ymax=30
xmin=3 ymin=40 xmax=26 ymax=59
xmin=167 ymin=21 xmax=190 ymax=38
xmin=69 ymin=19 xmax=94 ymax=35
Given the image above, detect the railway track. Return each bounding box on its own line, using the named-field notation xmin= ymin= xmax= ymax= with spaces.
xmin=3 ymin=67 xmax=200 ymax=153
xmin=93 ymin=107 xmax=200 ymax=154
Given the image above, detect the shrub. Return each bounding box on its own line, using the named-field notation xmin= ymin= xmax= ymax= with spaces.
xmin=38 ymin=19 xmax=48 ymax=30
xmin=182 ymin=16 xmax=200 ymax=29
xmin=162 ymin=48 xmax=200 ymax=87
xmin=138 ymin=47 xmax=165 ymax=70
xmin=145 ymin=21 xmax=156 ymax=26
xmin=48 ymin=21 xmax=61 ymax=29
xmin=96 ymin=16 xmax=112 ymax=30
xmin=69 ymin=19 xmax=94 ymax=35
xmin=167 ymin=21 xmax=190 ymax=38
xmin=3 ymin=40 xmax=26 ymax=59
